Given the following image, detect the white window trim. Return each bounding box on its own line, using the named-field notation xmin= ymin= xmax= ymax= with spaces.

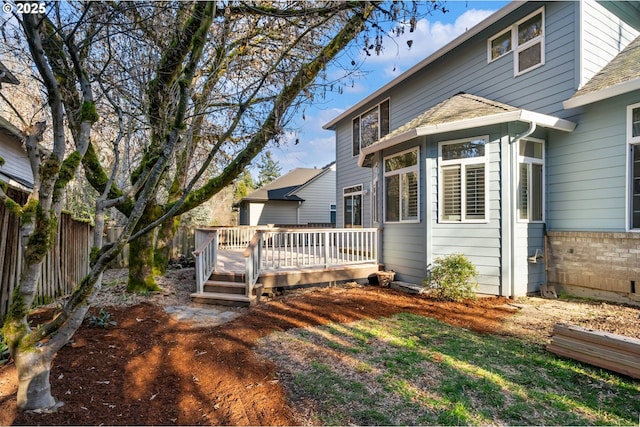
xmin=438 ymin=136 xmax=489 ymax=224
xmin=343 ymin=184 xmax=364 ymax=227
xmin=352 ymin=98 xmax=390 ymax=157
xmin=487 ymin=27 xmax=512 ymax=63
xmin=383 ymin=147 xmax=420 ymax=223
xmin=487 ymin=7 xmax=545 ymax=77
xmin=517 ymin=137 xmax=545 ymax=223
xmin=627 ymin=103 xmax=640 ymax=231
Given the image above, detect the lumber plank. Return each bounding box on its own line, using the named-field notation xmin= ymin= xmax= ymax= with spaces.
xmin=547 ymin=323 xmax=640 ymax=380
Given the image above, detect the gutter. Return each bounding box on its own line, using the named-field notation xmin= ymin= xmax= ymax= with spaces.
xmin=507 ymin=120 xmax=536 ymax=298
xmin=358 ymin=110 xmax=576 ymax=167
xmin=563 ymin=77 xmax=640 ymax=109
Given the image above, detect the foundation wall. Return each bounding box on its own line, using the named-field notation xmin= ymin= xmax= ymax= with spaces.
xmin=546 ymin=231 xmax=640 ymax=306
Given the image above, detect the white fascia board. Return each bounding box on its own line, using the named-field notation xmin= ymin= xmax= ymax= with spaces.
xmin=358 ymin=110 xmax=576 ymax=166
xmin=563 ymin=78 xmax=640 ymax=109
xmin=324 ymin=1 xmax=524 ymax=130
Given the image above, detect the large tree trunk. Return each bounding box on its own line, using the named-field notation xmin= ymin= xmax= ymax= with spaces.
xmin=127 ymin=204 xmax=162 ymax=293
xmin=14 ymin=348 xmax=57 ymax=411
xmin=153 ymin=216 xmax=179 ymax=276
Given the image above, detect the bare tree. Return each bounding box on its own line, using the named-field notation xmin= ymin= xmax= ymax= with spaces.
xmin=0 ymin=0 xmax=445 ymax=412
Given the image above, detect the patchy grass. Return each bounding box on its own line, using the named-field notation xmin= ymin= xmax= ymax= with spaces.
xmin=257 ymin=313 xmax=640 ymax=426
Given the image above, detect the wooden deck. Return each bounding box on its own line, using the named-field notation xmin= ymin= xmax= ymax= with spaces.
xmin=192 ymin=227 xmax=381 ymax=307
xmin=213 ymin=249 xmax=380 ymax=291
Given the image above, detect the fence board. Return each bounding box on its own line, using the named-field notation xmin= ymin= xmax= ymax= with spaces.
xmin=0 ymin=188 xmax=92 ymax=320
xmin=104 ymin=226 xmax=196 ymax=268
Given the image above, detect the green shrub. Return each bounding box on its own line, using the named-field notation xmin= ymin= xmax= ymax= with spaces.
xmin=84 ymin=309 xmax=117 ymax=329
xmin=423 ymin=253 xmax=478 ymax=302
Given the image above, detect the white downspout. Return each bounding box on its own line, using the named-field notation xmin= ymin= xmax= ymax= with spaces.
xmin=509 ymin=120 xmax=537 ymax=298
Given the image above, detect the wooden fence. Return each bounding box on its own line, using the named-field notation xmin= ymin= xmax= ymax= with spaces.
xmin=104 ymin=226 xmax=196 ymax=268
xmin=1 ymin=188 xmax=92 ymax=321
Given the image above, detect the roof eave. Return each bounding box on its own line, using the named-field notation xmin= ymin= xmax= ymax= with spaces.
xmin=323 ymin=1 xmax=524 ymax=130
xmin=563 ymin=78 xmax=640 ymax=109
xmin=357 ymin=110 xmax=576 ymax=167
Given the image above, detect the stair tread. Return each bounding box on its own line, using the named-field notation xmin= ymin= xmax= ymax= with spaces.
xmin=191 ymin=292 xmax=255 ymax=301
xmin=206 ymin=280 xmax=246 ymax=287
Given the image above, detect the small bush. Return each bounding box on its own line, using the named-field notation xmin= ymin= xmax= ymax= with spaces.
xmin=84 ymin=309 xmax=117 ymax=329
xmin=423 ymin=253 xmax=478 ymax=302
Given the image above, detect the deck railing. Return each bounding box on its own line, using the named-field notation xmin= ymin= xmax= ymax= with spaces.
xmin=261 ymin=228 xmax=378 ymax=269
xmin=243 ymin=231 xmax=263 ymax=297
xmin=193 ymin=229 xmax=218 ymax=294
xmin=193 ymin=227 xmax=379 ymax=295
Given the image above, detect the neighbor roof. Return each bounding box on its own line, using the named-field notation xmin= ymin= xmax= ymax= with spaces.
xmin=359 ymin=92 xmax=575 ymax=166
xmin=564 ymin=34 xmax=640 ymax=109
xmin=241 ymin=167 xmax=327 ymax=202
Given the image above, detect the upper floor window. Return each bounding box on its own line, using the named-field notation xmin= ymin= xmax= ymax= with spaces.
xmin=353 ymin=99 xmax=390 ymax=156
xmin=384 ymin=148 xmax=419 ymax=222
xmin=439 ymin=137 xmax=488 ymax=222
xmin=488 ymin=7 xmax=545 ymax=76
xmin=518 ymin=139 xmax=544 ymax=222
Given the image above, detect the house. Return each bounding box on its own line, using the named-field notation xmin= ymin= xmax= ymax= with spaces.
xmin=238 ymin=162 xmax=336 ymax=226
xmin=0 ymin=115 xmax=33 ymax=193
xmin=324 ymin=0 xmax=640 ymax=302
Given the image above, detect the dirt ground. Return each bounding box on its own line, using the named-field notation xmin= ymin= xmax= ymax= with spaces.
xmin=1 ymin=268 xmax=639 ymax=426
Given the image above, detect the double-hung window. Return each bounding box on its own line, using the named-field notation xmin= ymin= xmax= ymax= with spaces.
xmin=384 ymin=148 xmax=419 ymax=222
xmin=343 ymin=185 xmax=363 ymax=228
xmin=488 ymin=7 xmax=545 ymax=76
xmin=439 ymin=137 xmax=488 ymax=222
xmin=352 ymin=99 xmax=390 ymax=156
xmin=518 ymin=139 xmax=544 ymax=222
xmin=628 ymin=103 xmax=640 ymax=230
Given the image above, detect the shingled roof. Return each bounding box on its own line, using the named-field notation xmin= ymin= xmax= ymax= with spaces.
xmin=241 ymin=166 xmax=329 ymax=203
xmin=359 ymin=92 xmax=575 ymax=166
xmin=564 ymin=34 xmax=640 ymax=109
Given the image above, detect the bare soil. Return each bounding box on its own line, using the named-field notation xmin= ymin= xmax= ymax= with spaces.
xmin=1 ymin=268 xmax=638 ymax=426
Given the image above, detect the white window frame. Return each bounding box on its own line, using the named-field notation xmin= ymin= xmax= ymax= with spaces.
xmin=383 ymin=147 xmax=420 ymax=223
xmin=517 ymin=138 xmax=545 ymax=223
xmin=487 ymin=7 xmax=545 ymax=77
xmin=627 ymin=103 xmax=640 ymax=231
xmin=438 ymin=136 xmax=489 ymax=223
xmin=343 ymin=184 xmax=363 ymax=228
xmin=352 ymin=98 xmax=390 ymax=157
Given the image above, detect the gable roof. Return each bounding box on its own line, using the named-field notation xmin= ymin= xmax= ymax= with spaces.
xmin=323 ymin=1 xmax=524 ymax=130
xmin=564 ymin=34 xmax=640 ymax=109
xmin=241 ymin=164 xmax=333 ymax=203
xmin=359 ymin=92 xmax=575 ymax=166
xmin=0 ymin=61 xmax=19 ymax=86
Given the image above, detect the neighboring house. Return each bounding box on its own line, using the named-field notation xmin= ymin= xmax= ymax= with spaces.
xmin=324 ymin=0 xmax=640 ymax=302
xmin=238 ymin=162 xmax=336 ymax=226
xmin=0 ymin=115 xmax=33 ymax=192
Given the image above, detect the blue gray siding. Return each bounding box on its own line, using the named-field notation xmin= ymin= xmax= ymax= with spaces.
xmin=581 ymin=1 xmax=639 ymax=86
xmin=547 ymin=92 xmax=638 ymax=231
xmin=335 ymin=119 xmax=372 ymax=227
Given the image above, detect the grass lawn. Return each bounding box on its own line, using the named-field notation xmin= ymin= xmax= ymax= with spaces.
xmin=257 ymin=312 xmax=640 ymax=425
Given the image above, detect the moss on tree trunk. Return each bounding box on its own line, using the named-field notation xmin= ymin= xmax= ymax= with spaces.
xmin=127 ymin=204 xmax=162 ymax=293
xmin=153 ymin=216 xmax=179 ymax=276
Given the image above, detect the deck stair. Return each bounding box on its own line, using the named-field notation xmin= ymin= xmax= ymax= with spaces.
xmin=191 ymin=272 xmax=263 ymax=307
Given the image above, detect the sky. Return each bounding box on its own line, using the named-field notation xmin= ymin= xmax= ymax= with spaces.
xmin=261 ymin=0 xmax=510 ymax=175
